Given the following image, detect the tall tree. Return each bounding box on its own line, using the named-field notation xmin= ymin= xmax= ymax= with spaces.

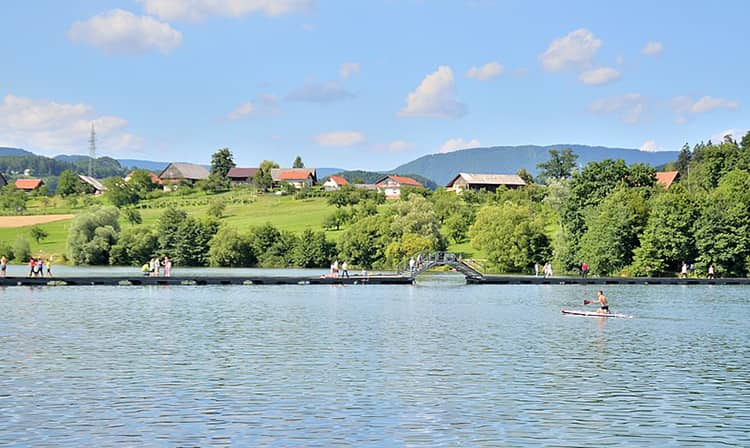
xmin=210 ymin=148 xmax=235 ymax=178
xmin=675 ymin=143 xmax=692 ymax=175
xmin=253 ymin=160 xmax=278 ymax=191
xmin=536 ymin=148 xmax=578 ymax=182
xmin=292 ymin=155 xmax=304 ymax=168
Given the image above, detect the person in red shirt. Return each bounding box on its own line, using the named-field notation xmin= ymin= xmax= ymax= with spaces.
xmin=581 ymin=262 xmax=589 ymax=278
xmin=28 ymin=258 xmax=36 ymax=278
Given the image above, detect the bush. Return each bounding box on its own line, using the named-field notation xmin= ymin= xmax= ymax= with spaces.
xmin=0 ymin=240 xmax=15 ymax=261
xmin=13 ymin=236 xmax=32 ymax=263
xmin=109 ymin=227 xmax=159 ymax=266
xmin=209 ymin=227 xmax=256 ymax=267
xmin=66 ymin=206 xmax=120 ymax=265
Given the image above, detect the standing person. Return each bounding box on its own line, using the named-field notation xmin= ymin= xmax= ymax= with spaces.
xmin=46 ymin=257 xmax=53 ymax=277
xmin=581 ymin=262 xmax=589 ymax=278
xmin=707 ymin=263 xmax=715 ymax=279
xmin=534 ymin=262 xmax=540 ymax=277
xmin=333 ymin=260 xmax=339 ymax=277
xmin=164 ymin=256 xmax=171 ymax=277
xmin=36 ymin=258 xmax=44 ymax=277
xmin=409 ymin=257 xmax=415 ymax=274
xmin=1 ymin=255 xmax=7 ymax=277
xmin=28 ymin=258 xmax=36 ymax=277
xmin=341 ymin=261 xmax=349 ymax=278
xmin=680 ymin=262 xmax=688 ymax=278
xmin=417 ymin=253 xmax=423 ymax=269
xmin=154 ymin=258 xmax=162 ymax=277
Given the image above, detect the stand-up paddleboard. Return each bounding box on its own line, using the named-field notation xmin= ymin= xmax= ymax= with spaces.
xmin=562 ymin=309 xmax=633 ymax=318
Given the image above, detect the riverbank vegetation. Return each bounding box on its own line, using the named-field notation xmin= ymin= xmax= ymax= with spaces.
xmin=1 ymin=133 xmax=749 ymax=277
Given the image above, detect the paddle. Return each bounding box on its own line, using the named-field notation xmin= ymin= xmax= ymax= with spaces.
xmin=583 ymin=299 xmax=592 ymax=305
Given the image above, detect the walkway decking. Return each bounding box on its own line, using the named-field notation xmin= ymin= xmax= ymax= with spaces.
xmin=0 ymin=275 xmax=414 ymax=287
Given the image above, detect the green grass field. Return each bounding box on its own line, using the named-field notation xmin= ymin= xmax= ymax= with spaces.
xmin=2 ymin=191 xmax=482 ymax=265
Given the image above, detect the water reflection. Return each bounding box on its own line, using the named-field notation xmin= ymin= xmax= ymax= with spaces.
xmin=0 ymin=280 xmax=749 ymax=446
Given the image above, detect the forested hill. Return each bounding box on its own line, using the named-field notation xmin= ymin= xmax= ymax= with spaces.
xmin=0 ymin=149 xmax=126 ymax=178
xmin=392 ymin=144 xmax=680 ymax=186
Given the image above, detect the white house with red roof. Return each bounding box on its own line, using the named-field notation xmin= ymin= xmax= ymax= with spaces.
xmin=323 ymin=175 xmax=349 ymax=191
xmin=271 ymin=168 xmax=317 ymax=189
xmin=375 ymin=175 xmax=422 ymax=199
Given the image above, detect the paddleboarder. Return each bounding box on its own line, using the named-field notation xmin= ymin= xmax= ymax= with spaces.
xmin=584 ymin=290 xmax=609 ymax=314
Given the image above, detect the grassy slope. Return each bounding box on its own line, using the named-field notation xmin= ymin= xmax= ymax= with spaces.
xmin=2 ymin=191 xmax=481 ymax=265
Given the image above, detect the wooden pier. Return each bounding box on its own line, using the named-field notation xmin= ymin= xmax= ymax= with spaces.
xmin=0 ymin=274 xmax=414 ymax=287
xmin=469 ymin=275 xmax=750 ymax=286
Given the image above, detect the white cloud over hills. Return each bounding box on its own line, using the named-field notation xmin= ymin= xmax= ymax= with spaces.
xmin=437 ymin=138 xmax=481 ymax=153
xmin=139 ymin=0 xmax=314 ymax=21
xmin=68 ymin=9 xmax=182 ymax=55
xmin=0 ymin=94 xmax=142 ymax=154
xmin=399 ymin=66 xmax=467 ymax=119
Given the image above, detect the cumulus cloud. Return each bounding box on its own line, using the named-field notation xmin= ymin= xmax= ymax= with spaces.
xmin=139 ymin=0 xmax=314 ymax=21
xmin=589 ymin=93 xmax=647 ymax=124
xmin=579 ymin=67 xmax=620 ymax=85
xmin=226 ymin=95 xmax=280 ymax=120
xmin=340 ymin=62 xmax=360 ymax=79
xmin=672 ymin=95 xmax=740 ymax=114
xmin=372 ymin=140 xmax=416 ymax=153
xmin=710 ymin=128 xmax=748 ymax=143
xmin=641 ymin=41 xmax=664 ymax=56
xmin=314 ymin=131 xmax=365 ymax=147
xmin=437 ymin=138 xmax=481 ymax=154
xmin=399 ymin=66 xmax=467 ymax=119
xmin=0 ymin=94 xmax=142 ymax=154
xmin=287 ymin=81 xmax=354 ymax=103
xmin=68 ymin=9 xmax=182 ymax=55
xmin=466 ymin=61 xmax=504 ymax=80
xmin=639 ymin=140 xmax=658 ymax=152
xmin=539 ymin=28 xmax=602 ymax=72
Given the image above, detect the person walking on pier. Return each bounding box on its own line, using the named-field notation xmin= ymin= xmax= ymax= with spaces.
xmin=28 ymin=258 xmax=36 ymax=278
xmin=46 ymin=257 xmax=53 ymax=277
xmin=341 ymin=261 xmax=349 ymax=278
xmin=1 ymin=255 xmax=6 ymax=278
xmin=680 ymin=261 xmax=688 ymax=278
xmin=534 ymin=262 xmax=540 ymax=277
xmin=707 ymin=263 xmax=715 ymax=279
xmin=164 ymin=257 xmax=172 ymax=277
xmin=409 ymin=257 xmax=415 ymax=274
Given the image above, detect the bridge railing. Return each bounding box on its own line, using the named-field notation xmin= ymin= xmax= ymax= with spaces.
xmin=396 ymin=251 xmax=484 ymax=276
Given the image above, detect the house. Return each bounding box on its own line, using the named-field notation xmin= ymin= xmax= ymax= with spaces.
xmin=77 ymin=175 xmax=108 ymax=195
xmin=125 ymin=171 xmax=163 ymax=186
xmin=227 ymin=167 xmax=258 ymax=184
xmin=158 ymin=162 xmax=209 ymax=188
xmin=0 ymin=172 xmax=7 ymax=187
xmin=375 ymin=175 xmax=422 ymax=199
xmin=656 ymin=171 xmax=680 ymax=189
xmin=15 ymin=178 xmax=44 ymax=192
xmin=271 ymin=168 xmax=317 ymax=189
xmin=323 ymin=175 xmax=348 ymax=191
xmin=446 ymin=172 xmax=526 ymax=194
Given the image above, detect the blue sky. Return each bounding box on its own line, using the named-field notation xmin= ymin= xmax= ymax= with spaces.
xmin=1 ymin=1 xmax=748 ymax=170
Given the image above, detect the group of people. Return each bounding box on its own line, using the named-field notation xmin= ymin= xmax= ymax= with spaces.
xmin=141 ymin=257 xmax=172 ymax=277
xmin=534 ymin=262 xmax=554 ymax=278
xmin=408 ymin=254 xmax=425 ymax=273
xmin=680 ymin=261 xmax=716 ymax=279
xmin=28 ymin=256 xmax=53 ymax=278
xmin=329 ymin=260 xmax=350 ymax=278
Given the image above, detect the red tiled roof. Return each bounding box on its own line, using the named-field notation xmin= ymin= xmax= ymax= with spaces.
xmin=227 ymin=167 xmax=258 ymax=178
xmin=656 ymin=171 xmax=679 ymax=189
xmin=280 ymin=169 xmax=315 ymax=180
xmin=15 ymin=179 xmax=43 ymax=190
xmin=328 ymin=175 xmax=348 ymax=185
xmin=377 ymin=175 xmax=422 ymax=187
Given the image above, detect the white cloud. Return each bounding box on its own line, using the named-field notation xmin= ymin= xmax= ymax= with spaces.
xmin=399 ymin=66 xmax=467 ymax=119
xmin=579 ymin=67 xmax=620 ymax=85
xmin=340 ymin=62 xmax=360 ymax=79
xmin=287 ymin=81 xmax=354 ymax=103
xmin=372 ymin=140 xmax=416 ymax=153
xmin=466 ymin=61 xmax=504 ymax=80
xmin=672 ymin=95 xmax=740 ymax=114
xmin=140 ymin=0 xmax=314 ymax=21
xmin=589 ymin=93 xmax=646 ymax=124
xmin=639 ymin=140 xmax=658 ymax=152
xmin=437 ymin=138 xmax=481 ymax=154
xmin=539 ymin=28 xmax=602 ymax=72
xmin=0 ymin=94 xmax=142 ymax=154
xmin=641 ymin=41 xmax=664 ymax=56
xmin=710 ymin=128 xmax=748 ymax=143
xmin=226 ymin=95 xmax=279 ymax=120
xmin=314 ymin=131 xmax=365 ymax=147
xmin=68 ymin=9 xmax=182 ymax=55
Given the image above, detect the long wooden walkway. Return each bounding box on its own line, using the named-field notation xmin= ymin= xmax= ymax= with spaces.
xmin=469 ymin=275 xmax=750 ymax=286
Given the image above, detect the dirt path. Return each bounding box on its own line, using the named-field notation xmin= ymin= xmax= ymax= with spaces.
xmin=0 ymin=214 xmax=75 ymax=228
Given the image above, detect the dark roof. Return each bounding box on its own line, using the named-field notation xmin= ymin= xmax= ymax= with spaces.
xmin=227 ymin=167 xmax=258 ymax=178
xmin=159 ymin=162 xmax=209 ymax=181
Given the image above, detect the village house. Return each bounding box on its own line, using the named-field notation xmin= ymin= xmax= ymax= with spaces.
xmin=271 ymin=168 xmax=317 ymax=189
xmin=446 ymin=172 xmax=526 ymax=194
xmin=124 ymin=171 xmax=163 ymax=186
xmin=656 ymin=171 xmax=680 ymax=189
xmin=375 ymin=175 xmax=422 ymax=199
xmin=15 ymin=178 xmax=44 ymax=192
xmin=78 ymin=175 xmax=107 ymax=195
xmin=323 ymin=175 xmax=348 ymax=191
xmin=227 ymin=167 xmax=258 ymax=185
xmin=158 ymin=162 xmax=209 ymax=189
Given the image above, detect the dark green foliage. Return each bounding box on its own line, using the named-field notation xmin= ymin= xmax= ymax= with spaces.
xmin=157 ymin=208 xmax=188 ymax=255
xmin=292 ymin=155 xmax=304 ymax=168
xmin=56 ymin=170 xmax=82 ymax=196
xmin=12 ymin=236 xmax=31 ymax=263
xmin=291 ymin=229 xmax=336 ymax=268
xmin=104 ymin=177 xmax=140 ymax=207
xmin=109 ymin=228 xmax=159 ymax=266
xmin=537 ymin=148 xmax=578 ymax=182
xmin=208 ymin=227 xmax=256 ymax=267
xmin=207 ymin=199 xmax=226 ymax=218
xmin=323 ymin=208 xmax=351 ymax=230
xmin=253 ymin=160 xmax=278 ymax=191
xmin=66 ymin=207 xmax=120 ymax=265
xmin=30 ymin=226 xmax=48 ymax=243
xmin=172 ymin=217 xmax=219 ymax=266
xmin=338 ymin=215 xmax=390 ymax=268
xmin=124 ymin=208 xmax=143 ymax=225
xmin=0 ymin=184 xmax=27 ymax=211
xmin=210 ymin=148 xmax=235 ymax=178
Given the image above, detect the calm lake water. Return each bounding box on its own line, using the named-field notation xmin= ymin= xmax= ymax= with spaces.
xmin=1 ymin=273 xmax=749 ymax=447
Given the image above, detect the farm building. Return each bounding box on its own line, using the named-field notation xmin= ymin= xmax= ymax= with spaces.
xmin=446 ymin=173 xmax=526 ymax=194
xmin=271 ymin=168 xmax=317 ymax=189
xmin=375 ymin=175 xmax=422 ymax=199
xmin=15 ymin=178 xmax=44 ymax=192
xmin=656 ymin=171 xmax=680 ymax=189
xmin=323 ymin=175 xmax=348 ymax=191
xmin=227 ymin=167 xmax=258 ymax=184
xmin=78 ymin=175 xmax=108 ymax=195
xmin=159 ymin=162 xmax=209 ymax=188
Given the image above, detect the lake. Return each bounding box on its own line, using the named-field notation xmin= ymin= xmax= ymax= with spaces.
xmin=1 ymin=273 xmax=749 ymax=446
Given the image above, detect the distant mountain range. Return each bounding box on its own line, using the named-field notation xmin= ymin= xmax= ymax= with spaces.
xmin=1 ymin=144 xmax=680 ymax=187
xmin=392 ymin=144 xmax=680 ymax=186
